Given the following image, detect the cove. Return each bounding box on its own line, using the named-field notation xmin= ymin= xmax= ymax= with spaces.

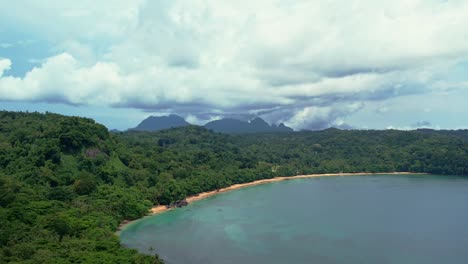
xmin=120 ymin=174 xmax=468 ymax=264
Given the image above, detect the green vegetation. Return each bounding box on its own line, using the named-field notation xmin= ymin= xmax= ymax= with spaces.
xmin=0 ymin=112 xmax=161 ymax=263
xmin=0 ymin=111 xmax=467 ymax=263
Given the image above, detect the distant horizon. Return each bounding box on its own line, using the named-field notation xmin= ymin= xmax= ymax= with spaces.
xmin=3 ymin=108 xmax=467 ymax=132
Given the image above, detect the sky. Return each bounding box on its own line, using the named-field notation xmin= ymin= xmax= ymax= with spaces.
xmin=0 ymin=0 xmax=467 ymax=131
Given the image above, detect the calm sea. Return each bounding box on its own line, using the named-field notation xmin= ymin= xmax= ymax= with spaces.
xmin=120 ymin=174 xmax=468 ymax=264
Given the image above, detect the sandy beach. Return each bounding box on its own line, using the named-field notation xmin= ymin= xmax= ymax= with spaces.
xmin=117 ymin=172 xmax=425 ymax=233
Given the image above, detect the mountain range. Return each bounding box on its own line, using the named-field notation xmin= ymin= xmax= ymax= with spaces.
xmin=131 ymin=115 xmax=293 ymax=133
xmin=132 ymin=115 xmax=190 ymax=131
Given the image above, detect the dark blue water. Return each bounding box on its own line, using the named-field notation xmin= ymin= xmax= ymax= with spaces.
xmin=120 ymin=174 xmax=468 ymax=264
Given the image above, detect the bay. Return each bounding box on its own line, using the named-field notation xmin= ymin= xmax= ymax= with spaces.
xmin=120 ymin=174 xmax=468 ymax=264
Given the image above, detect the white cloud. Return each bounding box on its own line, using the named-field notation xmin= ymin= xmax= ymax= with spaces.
xmin=0 ymin=1 xmax=144 ymax=41
xmin=0 ymin=58 xmax=11 ymax=77
xmin=1 ymin=0 xmax=468 ymax=129
xmin=285 ymin=102 xmax=364 ymax=130
xmin=0 ymin=43 xmax=13 ymax=48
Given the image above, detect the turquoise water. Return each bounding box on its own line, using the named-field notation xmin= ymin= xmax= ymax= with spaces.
xmin=120 ymin=175 xmax=468 ymax=264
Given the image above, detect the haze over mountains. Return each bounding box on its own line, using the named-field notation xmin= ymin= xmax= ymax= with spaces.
xmin=132 ymin=115 xmax=293 ymax=133
xmin=129 ymin=115 xmax=468 ymax=139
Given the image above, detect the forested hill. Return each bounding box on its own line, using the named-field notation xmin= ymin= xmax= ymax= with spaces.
xmin=0 ymin=111 xmax=467 ymax=263
xmin=0 ymin=111 xmax=162 ymax=263
xmin=416 ymin=128 xmax=468 ymax=142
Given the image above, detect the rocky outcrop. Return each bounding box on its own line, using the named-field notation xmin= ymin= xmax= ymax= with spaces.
xmin=168 ymin=199 xmax=189 ymax=208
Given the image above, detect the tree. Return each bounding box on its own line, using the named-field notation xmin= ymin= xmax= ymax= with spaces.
xmin=73 ymin=173 xmax=97 ymax=195
xmin=48 ymin=216 xmax=71 ymax=242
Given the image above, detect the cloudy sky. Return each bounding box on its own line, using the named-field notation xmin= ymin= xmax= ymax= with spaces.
xmin=1 ymin=0 xmax=467 ymax=130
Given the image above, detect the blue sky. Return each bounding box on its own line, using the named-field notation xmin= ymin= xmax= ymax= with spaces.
xmin=1 ymin=0 xmax=467 ymax=130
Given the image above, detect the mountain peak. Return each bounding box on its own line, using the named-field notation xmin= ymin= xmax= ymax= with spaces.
xmin=204 ymin=117 xmax=293 ymax=134
xmin=250 ymin=117 xmax=269 ymax=125
xmin=132 ymin=115 xmax=190 ymax=131
xmin=131 ymin=115 xmax=294 ymax=134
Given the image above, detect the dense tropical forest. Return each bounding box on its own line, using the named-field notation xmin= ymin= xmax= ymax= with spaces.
xmin=0 ymin=111 xmax=467 ymax=263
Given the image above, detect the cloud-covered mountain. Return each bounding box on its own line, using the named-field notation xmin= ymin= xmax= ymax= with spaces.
xmin=132 ymin=115 xmax=190 ymax=131
xmin=131 ymin=115 xmax=293 ymax=133
xmin=204 ymin=117 xmax=293 ymax=134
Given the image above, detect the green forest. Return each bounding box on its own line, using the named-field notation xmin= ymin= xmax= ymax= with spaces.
xmin=0 ymin=111 xmax=467 ymax=263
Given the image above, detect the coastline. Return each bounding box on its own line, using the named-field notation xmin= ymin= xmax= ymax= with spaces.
xmin=116 ymin=172 xmax=426 ymax=234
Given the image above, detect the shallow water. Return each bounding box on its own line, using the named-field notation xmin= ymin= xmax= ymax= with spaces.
xmin=120 ymin=174 xmax=468 ymax=264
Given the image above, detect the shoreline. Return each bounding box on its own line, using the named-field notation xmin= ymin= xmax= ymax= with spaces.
xmin=116 ymin=172 xmax=426 ymax=233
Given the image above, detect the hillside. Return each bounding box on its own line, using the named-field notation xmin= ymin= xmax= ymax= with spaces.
xmin=416 ymin=128 xmax=468 ymax=142
xmin=0 ymin=111 xmax=162 ymax=263
xmin=0 ymin=111 xmax=467 ymax=263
